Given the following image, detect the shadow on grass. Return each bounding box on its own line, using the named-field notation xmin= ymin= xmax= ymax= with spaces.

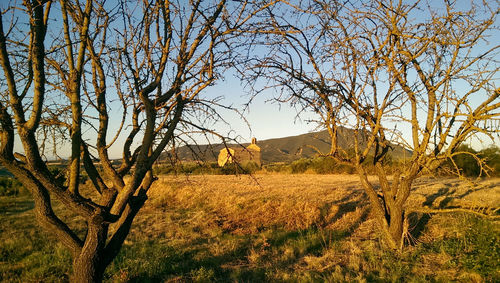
xmin=406 ymin=212 xmax=431 ymax=244
xmin=422 ymin=180 xmax=496 ymax=209
xmin=108 ymin=236 xmax=256 ymax=282
xmin=409 ymin=179 xmax=499 ymax=244
xmin=113 ymin=229 xmax=341 ymax=282
xmin=0 ymin=197 xmax=34 ymax=215
xmin=318 ymin=190 xmax=367 ymax=226
xmin=109 ymin=192 xmax=371 ymax=282
xmin=422 ymin=186 xmax=454 ymax=207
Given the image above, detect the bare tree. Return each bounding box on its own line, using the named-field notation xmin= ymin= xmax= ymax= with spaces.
xmin=0 ymin=0 xmax=273 ymax=281
xmin=242 ymin=0 xmax=499 ymax=249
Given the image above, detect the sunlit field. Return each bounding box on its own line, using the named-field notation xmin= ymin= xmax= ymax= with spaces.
xmin=1 ymin=174 xmax=499 ymax=282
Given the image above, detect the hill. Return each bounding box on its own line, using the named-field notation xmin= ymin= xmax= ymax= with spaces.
xmin=169 ymin=128 xmax=411 ymax=164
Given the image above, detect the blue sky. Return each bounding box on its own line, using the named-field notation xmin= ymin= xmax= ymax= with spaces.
xmin=205 ymin=73 xmax=318 ymax=139
xmin=1 ymin=0 xmax=319 ymax=159
xmin=2 ymin=0 xmax=499 ymax=159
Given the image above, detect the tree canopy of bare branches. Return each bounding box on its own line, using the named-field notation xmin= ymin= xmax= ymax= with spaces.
xmin=0 ymin=0 xmax=274 ymax=281
xmin=241 ymin=0 xmax=499 ymax=249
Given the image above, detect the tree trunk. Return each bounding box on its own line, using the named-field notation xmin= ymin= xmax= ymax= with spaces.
xmin=380 ymin=180 xmax=412 ymax=251
xmin=387 ymin=204 xmax=405 ymax=250
xmin=367 ymin=199 xmax=405 ymax=250
xmin=71 ymin=217 xmax=108 ymax=283
xmin=359 ymin=165 xmax=412 ymax=250
xmin=72 ymin=255 xmax=105 ymax=283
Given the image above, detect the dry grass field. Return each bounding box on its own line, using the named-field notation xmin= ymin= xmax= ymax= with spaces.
xmin=1 ymin=174 xmax=499 ymax=282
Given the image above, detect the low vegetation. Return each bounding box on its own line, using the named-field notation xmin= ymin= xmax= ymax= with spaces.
xmin=153 ymin=161 xmax=262 ymax=176
xmin=0 ymin=177 xmax=25 ymax=197
xmin=440 ymin=145 xmax=500 ymax=177
xmin=155 ymin=145 xmax=500 ymax=177
xmin=2 ymin=174 xmax=499 ymax=282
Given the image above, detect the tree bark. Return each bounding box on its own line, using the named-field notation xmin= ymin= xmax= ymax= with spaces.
xmin=387 ymin=203 xmax=404 ymax=250
xmin=71 ymin=214 xmax=108 ymax=283
xmin=72 ymin=253 xmax=105 ymax=283
xmin=380 ymin=180 xmax=413 ymax=250
xmin=358 ymin=165 xmax=412 ymax=250
xmin=366 ymin=196 xmax=405 ymax=250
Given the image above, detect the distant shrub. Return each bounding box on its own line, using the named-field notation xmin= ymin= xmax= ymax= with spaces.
xmin=262 ymin=157 xmax=361 ymax=175
xmin=263 ymin=163 xmax=290 ymax=173
xmin=149 ymin=147 xmax=500 ymax=177
xmin=290 ymin=158 xmax=312 ymax=173
xmin=310 ymin=157 xmax=337 ymax=174
xmin=241 ymin=161 xmax=261 ymax=174
xmin=338 ymin=163 xmax=357 ymax=174
xmin=452 ymin=145 xmax=481 ymax=177
xmin=193 ymin=162 xmax=227 ymax=175
xmin=0 ymin=177 xmax=25 ymax=196
xmin=437 ymin=145 xmax=500 ymax=177
xmin=481 ymin=146 xmax=500 ymax=177
xmin=220 ymin=161 xmax=260 ymax=175
xmin=182 ymin=162 xmax=202 ymax=174
xmin=47 ymin=166 xmax=88 ymax=186
xmin=153 ymin=161 xmax=261 ymax=175
xmin=153 ymin=164 xmax=176 ymax=175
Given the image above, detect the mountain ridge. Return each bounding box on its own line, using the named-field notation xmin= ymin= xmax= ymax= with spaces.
xmin=168 ymin=128 xmax=411 ymax=164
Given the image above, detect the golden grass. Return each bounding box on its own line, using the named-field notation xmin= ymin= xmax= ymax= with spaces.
xmin=144 ymin=174 xmax=500 ymax=235
xmin=147 ymin=174 xmax=370 ymax=232
xmin=118 ymin=174 xmax=499 ymax=281
xmin=2 ymin=174 xmax=499 ymax=282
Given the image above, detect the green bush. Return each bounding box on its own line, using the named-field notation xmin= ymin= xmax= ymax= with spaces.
xmin=47 ymin=166 xmax=88 ymax=186
xmin=263 ymin=163 xmax=290 ymax=173
xmin=453 ymin=145 xmax=480 ymax=177
xmin=241 ymin=161 xmax=261 ymax=174
xmin=310 ymin=157 xmax=337 ymax=174
xmin=263 ymin=157 xmax=359 ymax=175
xmin=480 ymin=146 xmax=500 ymax=177
xmin=154 ymin=162 xmax=216 ymax=175
xmin=153 ymin=145 xmax=500 ymax=177
xmin=292 ymin=157 xmax=359 ymax=174
xmin=438 ymin=145 xmax=500 ymax=177
xmin=154 ymin=164 xmax=176 ymax=175
xmin=153 ymin=161 xmax=261 ymax=175
xmin=0 ymin=177 xmax=25 ymax=196
xmin=221 ymin=161 xmax=260 ymax=175
xmin=290 ymin=159 xmax=312 ymax=173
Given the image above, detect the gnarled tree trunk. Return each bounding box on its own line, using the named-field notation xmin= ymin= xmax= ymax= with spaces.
xmin=71 ymin=214 xmax=108 ymax=283
xmin=358 ymin=165 xmax=415 ymax=250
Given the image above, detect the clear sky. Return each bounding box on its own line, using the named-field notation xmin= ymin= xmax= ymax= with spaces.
xmin=1 ymin=0 xmax=319 ymax=160
xmin=2 ymin=0 xmax=499 ymax=160
xmin=202 ymin=0 xmax=500 ymax=154
xmin=102 ymin=75 xmax=320 ymax=159
xmin=204 ymin=73 xmax=319 ymax=140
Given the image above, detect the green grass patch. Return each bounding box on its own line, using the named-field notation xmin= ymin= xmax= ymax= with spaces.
xmin=0 ymin=196 xmax=71 ymax=282
xmin=421 ymin=214 xmax=500 ymax=281
xmin=0 ymin=177 xmax=26 ymax=197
